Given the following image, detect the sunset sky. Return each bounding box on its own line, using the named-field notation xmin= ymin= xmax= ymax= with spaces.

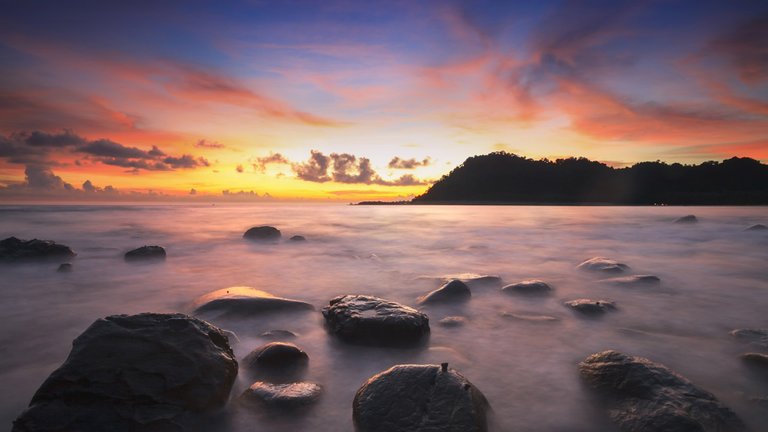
xmin=1 ymin=0 xmax=766 ymax=201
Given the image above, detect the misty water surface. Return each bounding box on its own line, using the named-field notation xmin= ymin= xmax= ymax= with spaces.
xmin=1 ymin=204 xmax=767 ymax=431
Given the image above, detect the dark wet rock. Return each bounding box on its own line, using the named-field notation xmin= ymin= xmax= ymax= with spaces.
xmin=240 ymin=382 xmax=321 ymax=409
xmin=353 ymin=363 xmax=489 ymax=432
xmin=675 ymin=214 xmax=698 ymax=224
xmin=500 ymin=311 xmax=559 ymax=322
xmin=599 ymin=275 xmax=661 ymax=287
xmin=289 ymin=235 xmax=306 ymax=241
xmin=260 ymin=329 xmax=298 ymax=340
xmin=0 ymin=237 xmax=76 ymax=262
xmin=419 ymin=274 xmax=502 ymax=288
xmin=418 ymin=279 xmax=471 ymax=305
xmin=322 ymin=295 xmax=430 ymax=346
xmin=438 ymin=316 xmax=467 ymax=327
xmin=565 ymin=299 xmax=616 ymax=315
xmin=741 ymin=353 xmax=768 ymax=369
xmin=12 ymin=313 xmax=238 ymax=432
xmin=731 ymin=328 xmax=768 ymax=349
xmin=56 ymin=263 xmax=72 ymax=273
xmin=243 ymin=342 xmax=308 ymax=382
xmin=243 ymin=226 xmax=281 ymax=241
xmin=124 ymin=245 xmax=166 ymax=261
xmin=746 ymin=224 xmax=768 ymax=231
xmin=579 ymin=350 xmax=744 ymax=432
xmin=192 ymin=287 xmax=314 ymax=318
xmin=501 ymin=280 xmax=552 ymax=295
xmin=577 ymin=257 xmax=629 ymax=274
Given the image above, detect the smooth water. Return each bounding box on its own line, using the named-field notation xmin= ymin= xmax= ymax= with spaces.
xmin=1 ymin=204 xmax=767 ymax=431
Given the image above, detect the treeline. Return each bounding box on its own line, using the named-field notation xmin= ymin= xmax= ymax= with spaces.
xmin=412 ymin=152 xmax=768 ymax=205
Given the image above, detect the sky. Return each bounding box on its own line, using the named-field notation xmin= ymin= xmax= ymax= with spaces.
xmin=0 ymin=0 xmax=766 ymax=201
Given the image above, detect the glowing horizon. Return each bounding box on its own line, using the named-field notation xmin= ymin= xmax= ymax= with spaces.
xmin=1 ymin=1 xmax=766 ymax=201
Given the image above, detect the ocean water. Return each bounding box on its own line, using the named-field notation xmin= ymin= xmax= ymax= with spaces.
xmin=1 ymin=204 xmax=767 ymax=431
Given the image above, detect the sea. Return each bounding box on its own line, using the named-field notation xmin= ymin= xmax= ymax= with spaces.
xmin=1 ymin=204 xmax=767 ymax=431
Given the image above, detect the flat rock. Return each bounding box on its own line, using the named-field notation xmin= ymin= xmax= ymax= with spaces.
xmin=746 ymin=224 xmax=768 ymax=231
xmin=289 ymin=235 xmax=306 ymax=241
xmin=13 ymin=313 xmax=238 ymax=432
xmin=501 ymin=280 xmax=552 ymax=295
xmin=438 ymin=316 xmax=467 ymax=327
xmin=243 ymin=226 xmax=281 ymax=241
xmin=0 ymin=237 xmax=76 ymax=262
xmin=674 ymin=215 xmax=698 ymax=224
xmin=322 ymin=295 xmax=429 ymax=346
xmin=599 ymin=275 xmax=660 ymax=287
xmin=577 ymin=257 xmax=629 ymax=274
xmin=243 ymin=342 xmax=308 ymax=382
xmin=418 ymin=279 xmax=471 ymax=305
xmin=500 ymin=311 xmax=559 ymax=322
xmin=260 ymin=329 xmax=298 ymax=340
xmin=56 ymin=263 xmax=73 ymax=273
xmin=124 ymin=245 xmax=166 ymax=261
xmin=565 ymin=299 xmax=616 ymax=315
xmin=731 ymin=328 xmax=768 ymax=349
xmin=192 ymin=287 xmax=314 ymax=318
xmin=741 ymin=353 xmax=768 ymax=369
xmin=240 ymin=382 xmax=321 ymax=409
xmin=353 ymin=364 xmax=489 ymax=432
xmin=579 ymin=350 xmax=744 ymax=432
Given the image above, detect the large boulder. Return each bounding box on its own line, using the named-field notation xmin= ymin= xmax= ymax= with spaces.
xmin=243 ymin=226 xmax=281 ymax=241
xmin=579 ymin=350 xmax=744 ymax=432
xmin=577 ymin=257 xmax=629 ymax=274
xmin=13 ymin=313 xmax=238 ymax=432
xmin=124 ymin=245 xmax=166 ymax=261
xmin=353 ymin=363 xmax=489 ymax=432
xmin=240 ymin=382 xmax=321 ymax=409
xmin=192 ymin=287 xmax=314 ymax=318
xmin=0 ymin=237 xmax=75 ymax=262
xmin=501 ymin=280 xmax=552 ymax=296
xmin=322 ymin=295 xmax=430 ymax=346
xmin=418 ymin=279 xmax=471 ymax=305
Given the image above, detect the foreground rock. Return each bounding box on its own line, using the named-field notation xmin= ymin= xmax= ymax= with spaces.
xmin=240 ymin=382 xmax=321 ymax=410
xmin=56 ymin=263 xmax=72 ymax=273
xmin=418 ymin=279 xmax=471 ymax=305
xmin=579 ymin=350 xmax=744 ymax=432
xmin=243 ymin=226 xmax=281 ymax=241
xmin=675 ymin=214 xmax=698 ymax=224
xmin=565 ymin=299 xmax=616 ymax=315
xmin=599 ymin=275 xmax=660 ymax=287
xmin=243 ymin=342 xmax=308 ymax=382
xmin=124 ymin=245 xmax=166 ymax=261
xmin=192 ymin=287 xmax=314 ymax=318
xmin=501 ymin=280 xmax=552 ymax=295
xmin=353 ymin=363 xmax=489 ymax=432
xmin=0 ymin=237 xmax=75 ymax=262
xmin=13 ymin=313 xmax=238 ymax=432
xmin=322 ymin=295 xmax=429 ymax=346
xmin=731 ymin=328 xmax=768 ymax=349
xmin=577 ymin=257 xmax=629 ymax=274
xmin=746 ymin=224 xmax=768 ymax=231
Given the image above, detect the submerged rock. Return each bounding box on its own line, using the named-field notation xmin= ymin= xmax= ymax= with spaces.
xmin=741 ymin=353 xmax=768 ymax=369
xmin=192 ymin=287 xmax=314 ymax=318
xmin=675 ymin=215 xmax=698 ymax=224
xmin=746 ymin=224 xmax=768 ymax=231
xmin=353 ymin=363 xmax=489 ymax=432
xmin=322 ymin=295 xmax=429 ymax=346
xmin=56 ymin=263 xmax=73 ymax=273
xmin=0 ymin=237 xmax=75 ymax=262
xmin=731 ymin=328 xmax=768 ymax=349
xmin=579 ymin=350 xmax=744 ymax=432
xmin=500 ymin=311 xmax=559 ymax=322
xmin=13 ymin=313 xmax=238 ymax=432
xmin=243 ymin=226 xmax=281 ymax=241
xmin=565 ymin=299 xmax=616 ymax=315
xmin=418 ymin=279 xmax=471 ymax=305
xmin=501 ymin=280 xmax=552 ymax=295
xmin=289 ymin=235 xmax=306 ymax=242
xmin=240 ymin=382 xmax=321 ymax=409
xmin=260 ymin=329 xmax=298 ymax=340
xmin=243 ymin=342 xmax=308 ymax=382
xmin=599 ymin=275 xmax=660 ymax=287
xmin=124 ymin=245 xmax=166 ymax=261
xmin=438 ymin=316 xmax=467 ymax=327
xmin=577 ymin=257 xmax=629 ymax=274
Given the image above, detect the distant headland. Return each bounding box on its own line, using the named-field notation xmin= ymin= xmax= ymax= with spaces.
xmin=359 ymin=152 xmax=768 ymax=205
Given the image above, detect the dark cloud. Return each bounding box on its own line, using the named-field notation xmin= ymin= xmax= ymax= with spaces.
xmin=293 ymin=150 xmax=332 ymax=182
xmin=236 ymin=164 xmax=244 ymax=173
xmin=195 ymin=139 xmax=226 ymax=149
xmin=78 ymin=139 xmax=152 ymax=159
xmin=163 ymin=154 xmax=210 ymax=169
xmin=22 ymin=130 xmax=86 ymax=148
xmin=24 ymin=165 xmax=74 ymax=190
xmin=253 ymin=152 xmax=291 ymax=172
xmin=709 ymin=12 xmax=768 ymax=84
xmin=291 ymin=150 xmax=429 ymax=185
xmin=388 ymin=156 xmax=431 ymax=169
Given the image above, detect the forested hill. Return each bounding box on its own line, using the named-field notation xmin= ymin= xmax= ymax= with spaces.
xmin=412 ymin=152 xmax=768 ymax=205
